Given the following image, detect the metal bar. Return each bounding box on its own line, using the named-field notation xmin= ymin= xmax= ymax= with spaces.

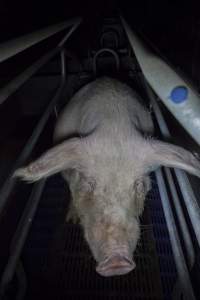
xmin=174 ymin=169 xmax=200 ymax=247
xmin=92 ymin=48 xmax=120 ymax=76
xmin=0 ymin=82 xmax=65 ymax=217
xmin=143 ymin=80 xmax=196 ymax=265
xmin=0 ymin=17 xmax=81 ymax=63
xmin=0 ymin=50 xmax=67 ymax=296
xmin=53 ymin=50 xmax=66 ymax=117
xmin=147 ymin=83 xmax=200 ymax=250
xmin=0 ymin=48 xmax=58 ymax=105
xmin=61 ymin=50 xmax=66 ymax=81
xmin=0 ymin=18 xmax=75 ymax=297
xmin=121 ymin=15 xmax=200 ymax=146
xmin=164 ymin=167 xmax=195 ymax=268
xmin=16 ymin=261 xmax=27 ymax=300
xmin=58 ymin=18 xmax=82 ymax=47
xmin=0 ymin=180 xmax=46 ymax=296
xmin=0 ymin=19 xmax=81 ymax=106
xmin=155 ymin=168 xmax=196 ymax=300
xmin=140 ymin=73 xmax=196 ymax=297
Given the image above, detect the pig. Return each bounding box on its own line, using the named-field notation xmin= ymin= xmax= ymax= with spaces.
xmin=14 ymin=77 xmax=200 ymax=277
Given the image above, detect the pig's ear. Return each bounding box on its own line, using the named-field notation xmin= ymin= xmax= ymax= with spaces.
xmin=13 ymin=138 xmax=83 ymax=182
xmin=147 ymin=140 xmax=200 ymax=177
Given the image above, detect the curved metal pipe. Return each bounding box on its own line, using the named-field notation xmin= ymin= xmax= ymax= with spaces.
xmin=93 ymin=48 xmax=120 ymax=76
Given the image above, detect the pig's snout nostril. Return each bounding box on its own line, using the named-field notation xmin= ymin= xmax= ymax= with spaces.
xmin=96 ymin=255 xmax=136 ymax=277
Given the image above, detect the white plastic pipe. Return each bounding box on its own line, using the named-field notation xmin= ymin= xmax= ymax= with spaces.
xmin=121 ymin=16 xmax=200 ymax=146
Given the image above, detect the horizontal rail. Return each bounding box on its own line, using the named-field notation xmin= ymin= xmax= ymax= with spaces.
xmin=0 ymin=18 xmax=81 ymax=106
xmin=0 ymin=17 xmax=81 ymax=63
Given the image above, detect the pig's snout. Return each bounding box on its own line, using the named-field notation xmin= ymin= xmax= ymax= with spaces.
xmin=96 ymin=255 xmax=136 ymax=277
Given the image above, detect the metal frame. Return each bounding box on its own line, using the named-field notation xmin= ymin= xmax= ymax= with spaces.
xmin=0 ymin=18 xmax=81 ymax=106
xmin=120 ymin=15 xmax=199 ymax=299
xmin=144 ymin=76 xmax=197 ymax=300
xmin=0 ymin=18 xmax=81 ymax=298
xmin=0 ymin=20 xmax=81 ymax=215
xmin=144 ymin=81 xmax=196 ymax=267
xmin=0 ymin=18 xmax=81 ymax=63
xmin=155 ymin=169 xmax=195 ymax=300
xmin=148 ymin=84 xmax=200 ymax=250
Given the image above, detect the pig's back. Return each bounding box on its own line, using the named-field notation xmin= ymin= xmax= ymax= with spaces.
xmin=54 ymin=77 xmax=153 ymax=142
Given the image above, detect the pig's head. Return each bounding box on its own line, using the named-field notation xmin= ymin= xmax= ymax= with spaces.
xmin=14 ymin=136 xmax=200 ymax=276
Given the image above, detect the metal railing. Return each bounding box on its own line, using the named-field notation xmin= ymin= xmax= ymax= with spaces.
xmin=0 ymin=17 xmax=82 ymax=298
xmin=121 ymin=16 xmax=199 ymax=300
xmin=0 ymin=18 xmax=81 ymax=106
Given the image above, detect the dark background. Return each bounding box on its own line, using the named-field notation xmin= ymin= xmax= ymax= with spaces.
xmin=1 ymin=0 xmax=200 ymax=86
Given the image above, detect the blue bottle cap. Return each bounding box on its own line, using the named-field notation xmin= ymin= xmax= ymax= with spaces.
xmin=170 ymin=86 xmax=188 ymax=103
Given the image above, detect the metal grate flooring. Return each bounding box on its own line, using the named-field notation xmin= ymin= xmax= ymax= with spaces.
xmin=22 ymin=174 xmax=177 ymax=300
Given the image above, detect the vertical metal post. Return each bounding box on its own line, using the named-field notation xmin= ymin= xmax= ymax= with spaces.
xmin=61 ymin=50 xmax=66 ymax=82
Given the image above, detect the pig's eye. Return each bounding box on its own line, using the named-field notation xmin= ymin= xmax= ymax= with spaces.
xmin=134 ymin=178 xmax=146 ymax=194
xmin=134 ymin=176 xmax=151 ymax=196
xmin=79 ymin=176 xmax=96 ymax=194
xmin=130 ymin=176 xmax=151 ymax=216
xmin=85 ymin=178 xmax=96 ymax=193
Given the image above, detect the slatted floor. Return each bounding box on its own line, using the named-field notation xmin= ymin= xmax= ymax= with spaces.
xmin=22 ymin=174 xmax=177 ymax=300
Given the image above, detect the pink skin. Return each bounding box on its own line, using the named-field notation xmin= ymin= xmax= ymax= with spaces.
xmin=83 ymin=216 xmax=139 ymax=277
xmin=96 ymin=253 xmax=136 ymax=277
